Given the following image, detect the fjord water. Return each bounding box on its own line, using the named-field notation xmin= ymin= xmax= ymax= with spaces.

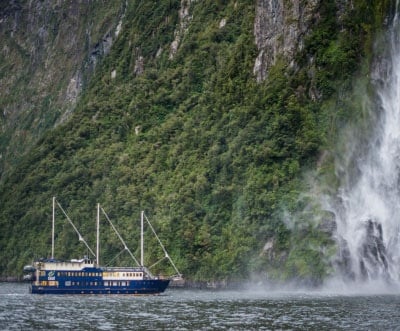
xmin=327 ymin=2 xmax=400 ymax=282
xmin=2 ymin=283 xmax=400 ymax=330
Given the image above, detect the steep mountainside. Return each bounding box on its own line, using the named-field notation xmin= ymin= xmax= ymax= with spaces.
xmin=0 ymin=0 xmax=392 ymax=283
xmin=0 ymin=0 xmax=125 ymax=180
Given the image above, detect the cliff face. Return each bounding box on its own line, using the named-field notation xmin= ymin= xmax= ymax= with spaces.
xmin=0 ymin=0 xmax=392 ymax=281
xmin=0 ymin=0 xmax=124 ymax=180
xmin=253 ymin=0 xmax=320 ymax=82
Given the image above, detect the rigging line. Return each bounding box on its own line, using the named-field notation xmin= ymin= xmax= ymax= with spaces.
xmin=148 ymin=256 xmax=167 ymax=270
xmin=143 ymin=213 xmax=182 ymax=276
xmin=105 ymin=248 xmax=126 ymax=267
xmin=55 ymin=199 xmax=96 ymax=258
xmin=100 ymin=207 xmax=140 ymax=266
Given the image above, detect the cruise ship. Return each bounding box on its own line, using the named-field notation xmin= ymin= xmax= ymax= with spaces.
xmin=24 ymin=198 xmax=181 ymax=295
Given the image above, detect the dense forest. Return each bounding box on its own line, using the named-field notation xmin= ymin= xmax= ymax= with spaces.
xmin=0 ymin=0 xmax=393 ymax=283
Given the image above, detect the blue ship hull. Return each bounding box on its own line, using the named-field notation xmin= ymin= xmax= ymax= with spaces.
xmin=28 ymin=263 xmax=171 ymax=295
xmin=31 ymin=279 xmax=170 ymax=295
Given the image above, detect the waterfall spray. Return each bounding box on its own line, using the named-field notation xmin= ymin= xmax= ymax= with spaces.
xmin=329 ymin=3 xmax=400 ymax=283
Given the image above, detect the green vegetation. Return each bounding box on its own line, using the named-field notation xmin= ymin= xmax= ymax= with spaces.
xmin=0 ymin=0 xmax=123 ymax=180
xmin=0 ymin=0 xmax=393 ymax=283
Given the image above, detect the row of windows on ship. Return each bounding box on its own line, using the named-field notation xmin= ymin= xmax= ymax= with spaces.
xmin=38 ymin=280 xmax=143 ymax=287
xmin=40 ymin=271 xmax=143 ymax=278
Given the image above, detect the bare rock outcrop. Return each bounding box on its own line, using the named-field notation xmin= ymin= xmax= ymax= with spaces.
xmin=253 ymin=0 xmax=320 ymax=82
xmin=169 ymin=0 xmax=195 ymax=60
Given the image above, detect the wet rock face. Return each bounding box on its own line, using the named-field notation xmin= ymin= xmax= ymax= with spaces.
xmin=253 ymin=0 xmax=320 ymax=82
xmin=359 ymin=219 xmax=389 ymax=279
xmin=334 ymin=236 xmax=355 ymax=281
xmin=336 ymin=219 xmax=390 ymax=281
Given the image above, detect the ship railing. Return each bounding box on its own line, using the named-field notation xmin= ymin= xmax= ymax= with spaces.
xmin=102 ymin=266 xmax=145 ymax=272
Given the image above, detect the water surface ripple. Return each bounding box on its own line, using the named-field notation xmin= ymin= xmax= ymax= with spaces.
xmin=1 ymin=283 xmax=400 ymax=330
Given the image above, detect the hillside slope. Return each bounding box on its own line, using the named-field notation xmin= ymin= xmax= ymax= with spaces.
xmin=0 ymin=0 xmax=125 ymax=180
xmin=0 ymin=0 xmax=392 ymax=282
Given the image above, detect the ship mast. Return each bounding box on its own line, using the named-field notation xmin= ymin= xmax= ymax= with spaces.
xmin=51 ymin=196 xmax=55 ymax=259
xmin=141 ymin=210 xmax=144 ymax=267
xmin=97 ymin=203 xmax=100 ymax=266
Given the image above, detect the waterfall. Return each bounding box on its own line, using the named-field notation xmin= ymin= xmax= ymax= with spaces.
xmin=330 ymin=3 xmax=400 ymax=283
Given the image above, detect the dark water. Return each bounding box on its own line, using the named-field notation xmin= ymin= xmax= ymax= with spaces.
xmin=1 ymin=283 xmax=400 ymax=330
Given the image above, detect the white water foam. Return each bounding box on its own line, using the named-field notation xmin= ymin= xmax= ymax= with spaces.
xmin=327 ymin=2 xmax=400 ymax=284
